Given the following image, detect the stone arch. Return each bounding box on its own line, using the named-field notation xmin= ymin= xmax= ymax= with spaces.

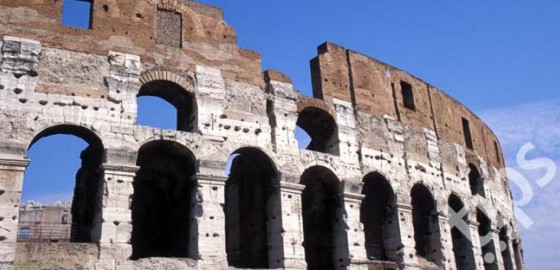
xmin=468 ymin=164 xmax=485 ymax=197
xmin=301 ymin=159 xmax=340 ymax=179
xmin=224 ymin=147 xmax=281 ymax=268
xmin=139 ymin=70 xmax=195 ymax=92
xmin=131 ymin=140 xmax=198 ymax=260
xmin=300 ymin=166 xmax=347 ymax=270
xmin=296 ymin=99 xmax=339 ymax=155
xmin=28 ymin=124 xmax=104 ymax=152
xmin=448 ymin=194 xmax=476 ymax=270
xmin=137 ymin=71 xmax=198 ymax=132
xmin=24 ymin=124 xmax=105 ymax=243
xmin=410 ymin=183 xmax=441 ymax=264
xmin=360 ymin=172 xmax=397 ymax=262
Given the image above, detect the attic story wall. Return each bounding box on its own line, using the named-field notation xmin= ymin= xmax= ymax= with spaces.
xmin=0 ymin=0 xmax=262 ymax=86
xmin=311 ymin=42 xmax=506 ymax=173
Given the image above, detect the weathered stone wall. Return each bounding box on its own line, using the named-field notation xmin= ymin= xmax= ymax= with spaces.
xmin=0 ymin=1 xmax=523 ymax=270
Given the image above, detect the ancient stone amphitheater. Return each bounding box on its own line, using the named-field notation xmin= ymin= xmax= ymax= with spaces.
xmin=0 ymin=0 xmax=524 ymax=269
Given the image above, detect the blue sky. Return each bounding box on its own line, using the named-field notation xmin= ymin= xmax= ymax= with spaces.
xmin=22 ymin=0 xmax=560 ymax=268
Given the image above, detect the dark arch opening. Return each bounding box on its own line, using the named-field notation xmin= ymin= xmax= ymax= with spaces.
xmin=411 ymin=184 xmax=439 ymax=263
xmin=477 ymin=208 xmax=498 ymax=270
xmin=448 ymin=194 xmax=475 ymax=270
xmin=499 ymin=227 xmax=514 ymax=270
xmin=468 ymin=164 xmax=485 ymax=197
xmin=300 ymin=166 xmax=345 ymax=270
xmin=225 ymin=147 xmax=279 ymax=268
xmin=296 ymin=107 xmax=339 ymax=155
xmin=137 ymin=80 xmax=197 ymax=132
xmin=131 ymin=140 xmax=197 ymax=260
xmin=21 ymin=125 xmax=104 ymax=244
xmin=360 ymin=172 xmax=395 ymax=261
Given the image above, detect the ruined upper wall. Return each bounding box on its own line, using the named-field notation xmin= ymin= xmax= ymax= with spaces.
xmin=310 ymin=42 xmax=505 ymax=171
xmin=0 ymin=0 xmax=262 ymax=85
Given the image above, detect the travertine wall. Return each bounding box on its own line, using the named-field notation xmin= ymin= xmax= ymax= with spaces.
xmin=0 ymin=0 xmax=523 ymax=270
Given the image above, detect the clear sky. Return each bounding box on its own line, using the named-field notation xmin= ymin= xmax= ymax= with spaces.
xmin=22 ymin=0 xmax=560 ymax=269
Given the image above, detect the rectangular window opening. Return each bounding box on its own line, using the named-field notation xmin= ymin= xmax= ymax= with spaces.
xmin=462 ymin=117 xmax=473 ymax=150
xmin=400 ymin=81 xmax=416 ymax=110
xmin=62 ymin=0 xmax=93 ymax=30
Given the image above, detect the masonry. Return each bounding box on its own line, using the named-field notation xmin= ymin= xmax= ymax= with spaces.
xmin=0 ymin=0 xmax=524 ymax=269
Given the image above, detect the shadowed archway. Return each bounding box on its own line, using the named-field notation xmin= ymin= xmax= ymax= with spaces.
xmin=300 ymin=166 xmax=346 ymax=270
xmin=225 ymin=147 xmax=281 ymax=268
xmin=131 ymin=140 xmax=197 ymax=259
xmin=360 ymin=172 xmax=396 ymax=261
xmin=448 ymin=194 xmax=475 ymax=269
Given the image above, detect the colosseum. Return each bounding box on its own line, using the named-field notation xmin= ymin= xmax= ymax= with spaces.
xmin=0 ymin=0 xmax=524 ymax=269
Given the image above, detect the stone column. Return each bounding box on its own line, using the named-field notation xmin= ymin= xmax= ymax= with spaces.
xmin=395 ymin=203 xmax=419 ymax=269
xmin=342 ymin=192 xmax=368 ymax=268
xmin=276 ymin=182 xmax=306 ymax=270
xmin=435 ymin=214 xmax=455 ymax=269
xmin=491 ymin=229 xmax=506 ymax=270
xmin=502 ymin=238 xmax=517 ymax=270
xmin=193 ymin=174 xmax=228 ymax=269
xmin=0 ymin=158 xmax=29 ymax=268
xmin=469 ymin=221 xmax=485 ymax=270
xmin=98 ymin=164 xmax=138 ymax=263
xmin=512 ymin=239 xmax=524 ymax=270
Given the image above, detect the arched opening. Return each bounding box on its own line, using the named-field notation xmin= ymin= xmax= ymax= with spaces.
xmin=19 ymin=125 xmax=104 ymax=244
xmin=131 ymin=140 xmax=197 ymax=259
xmin=225 ymin=147 xmax=280 ymax=268
xmin=137 ymin=80 xmax=197 ymax=132
xmin=411 ymin=184 xmax=439 ymax=263
xmin=360 ymin=172 xmax=395 ymax=261
xmin=448 ymin=194 xmax=475 ymax=270
xmin=300 ymin=166 xmax=345 ymax=270
xmin=499 ymin=227 xmax=514 ymax=270
xmin=468 ymin=164 xmax=485 ymax=197
xmin=477 ymin=208 xmax=498 ymax=270
xmin=296 ymin=107 xmax=339 ymax=155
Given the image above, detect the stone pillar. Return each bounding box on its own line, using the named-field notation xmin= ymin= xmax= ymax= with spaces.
xmin=0 ymin=158 xmax=29 ymax=268
xmin=502 ymin=238 xmax=517 ymax=270
xmin=469 ymin=221 xmax=485 ymax=269
xmin=343 ymin=192 xmax=368 ymax=268
xmin=193 ymin=174 xmax=228 ymax=269
xmin=492 ymin=229 xmax=506 ymax=270
xmin=277 ymin=182 xmax=306 ymax=270
xmin=395 ymin=203 xmax=418 ymax=269
xmin=512 ymin=239 xmax=524 ymax=270
xmin=98 ymin=164 xmax=138 ymax=263
xmin=435 ymin=214 xmax=455 ymax=269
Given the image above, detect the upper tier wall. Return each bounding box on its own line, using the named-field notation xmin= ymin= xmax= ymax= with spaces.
xmin=0 ymin=0 xmax=262 ymax=85
xmin=310 ymin=42 xmax=505 ymax=171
